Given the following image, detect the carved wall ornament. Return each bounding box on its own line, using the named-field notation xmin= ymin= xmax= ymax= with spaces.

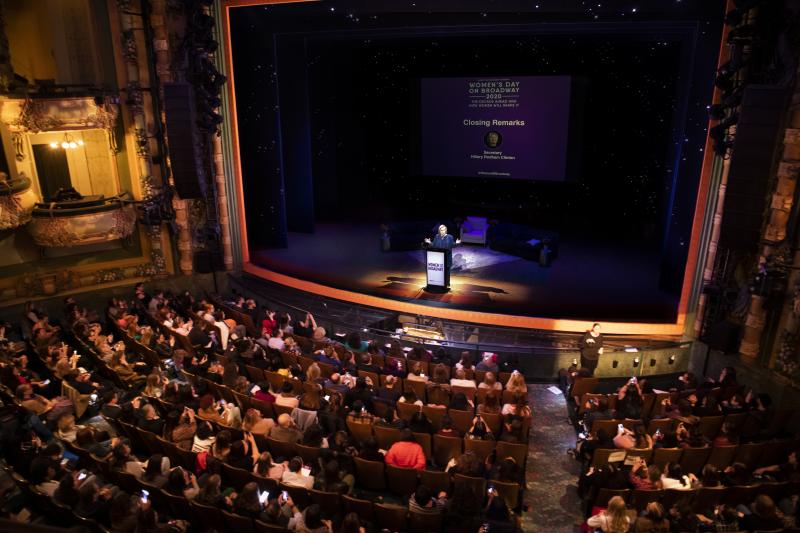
xmin=12 ymin=99 xmax=62 ymax=133
xmin=11 ymin=131 xmax=23 ymax=161
xmin=2 ymin=98 xmax=120 ymax=156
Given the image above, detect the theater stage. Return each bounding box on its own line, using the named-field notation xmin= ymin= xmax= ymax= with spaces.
xmin=248 ymin=223 xmax=680 ymax=324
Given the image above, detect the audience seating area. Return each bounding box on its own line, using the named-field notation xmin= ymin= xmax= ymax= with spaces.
xmin=0 ymin=286 xmax=531 ymax=533
xmin=570 ymin=375 xmax=800 ymax=532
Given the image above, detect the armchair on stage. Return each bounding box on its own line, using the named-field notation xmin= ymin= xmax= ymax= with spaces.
xmin=460 ymin=216 xmax=489 ymax=245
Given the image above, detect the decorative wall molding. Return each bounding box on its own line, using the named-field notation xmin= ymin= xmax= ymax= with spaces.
xmin=1 ymin=97 xmax=119 ymax=134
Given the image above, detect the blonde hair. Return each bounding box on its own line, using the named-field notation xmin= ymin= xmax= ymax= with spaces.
xmin=58 ymin=413 xmax=75 ymax=433
xmin=505 ymin=371 xmax=526 ymax=393
xmin=242 ymin=408 xmax=261 ymax=430
xmin=606 ymin=496 xmax=629 ymax=533
xmin=306 ymin=363 xmax=321 ymax=382
xmin=139 ymin=326 xmax=153 ymax=346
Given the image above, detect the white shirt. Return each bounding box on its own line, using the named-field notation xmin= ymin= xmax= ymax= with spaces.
xmin=450 ymin=378 xmax=476 ymax=388
xmin=268 ymin=337 xmax=285 ymax=351
xmin=281 ymin=470 xmax=314 ymax=489
xmin=275 ymin=395 xmax=299 ymax=408
xmin=661 ymin=475 xmax=692 ymax=490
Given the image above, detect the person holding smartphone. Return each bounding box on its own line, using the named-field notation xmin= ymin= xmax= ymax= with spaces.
xmin=409 ymin=484 xmax=448 ymax=515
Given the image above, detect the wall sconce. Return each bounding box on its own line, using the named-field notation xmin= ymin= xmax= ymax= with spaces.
xmin=669 ymin=355 xmax=675 ymax=365
xmin=612 ymin=360 xmax=619 ymax=368
xmin=572 ymin=358 xmax=578 ymax=366
xmin=633 ymin=357 xmax=640 ymax=367
xmin=649 ymin=358 xmax=656 ymax=367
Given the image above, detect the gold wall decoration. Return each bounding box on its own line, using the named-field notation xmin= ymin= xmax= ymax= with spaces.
xmin=1 ymin=96 xmax=121 ymax=159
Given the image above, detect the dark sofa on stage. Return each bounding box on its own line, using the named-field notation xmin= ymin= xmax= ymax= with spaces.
xmin=487 ymin=222 xmax=559 ymax=264
xmin=384 ymin=219 xmax=558 ymax=265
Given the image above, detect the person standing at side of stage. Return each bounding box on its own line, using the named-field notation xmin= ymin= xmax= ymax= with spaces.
xmin=580 ymin=323 xmax=604 ymax=376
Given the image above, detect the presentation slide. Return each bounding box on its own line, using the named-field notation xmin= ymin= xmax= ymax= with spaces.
xmin=420 ymin=76 xmax=573 ymax=181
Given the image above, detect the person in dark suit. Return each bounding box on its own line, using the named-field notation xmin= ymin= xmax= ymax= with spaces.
xmin=580 ymin=323 xmax=604 ymax=376
xmin=424 ymin=225 xmax=460 ymax=287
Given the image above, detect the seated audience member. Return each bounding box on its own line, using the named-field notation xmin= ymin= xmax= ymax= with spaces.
xmin=499 ymin=418 xmax=524 ymax=443
xmin=492 ymin=457 xmax=525 ymax=486
xmin=628 ymin=457 xmax=662 ymax=490
xmin=16 ymin=383 xmax=56 ymax=416
xmin=479 ymin=372 xmax=503 ymax=391
xmin=698 ymin=465 xmax=721 ymax=488
xmin=269 ymin=413 xmax=303 ymax=444
xmin=377 ymin=374 xmax=402 ymax=403
xmin=504 ymin=370 xmax=527 ymax=394
xmin=314 ymin=459 xmax=353 ymax=494
xmin=358 ymin=437 xmax=385 ymax=462
xmin=345 ymin=332 xmax=368 ymax=353
xmin=242 ymin=408 xmax=275 ymax=435
xmin=450 ymin=392 xmax=474 ymax=411
xmin=437 ymin=415 xmax=460 ymax=438
xmin=479 ymin=391 xmax=502 ymax=415
xmin=712 ymin=421 xmax=739 ymax=447
xmin=281 ymin=457 xmax=314 ymax=489
xmin=661 ymin=463 xmax=695 ymax=490
xmin=476 ymin=353 xmax=499 ymax=373
xmin=738 ymin=494 xmax=784 ymax=531
xmin=233 ymin=481 xmax=268 ymax=520
xmin=192 ymin=420 xmax=216 ymax=453
xmin=450 ymin=368 xmax=476 ymax=389
xmin=586 ymin=495 xmax=630 ymax=533
xmin=634 ymin=502 xmax=670 ymax=533
xmin=466 ymin=416 xmax=494 ymax=441
xmin=196 ymin=474 xmax=233 ymax=511
xmin=254 ymin=451 xmax=286 ymax=480
xmin=29 ymin=457 xmax=59 ymax=496
xmin=501 ymin=393 xmax=530 ymax=417
xmin=293 ymin=312 xmax=317 ymax=338
xmin=226 ymin=433 xmax=260 ymax=471
xmin=136 ymin=403 xmax=165 ymax=435
xmin=56 ymin=413 xmax=83 ymax=443
xmin=385 ymin=429 xmax=427 ymax=470
xmin=142 ymin=455 xmax=170 ymax=488
xmin=398 ymin=390 xmax=423 ymax=407
xmin=346 ymin=400 xmax=375 ymax=424
xmin=111 ymin=441 xmax=146 ymax=479
xmin=406 ymin=361 xmax=428 ymax=382
xmin=582 ymin=396 xmax=614 ymax=431
xmin=53 ymin=474 xmax=81 ymax=507
xmin=753 ymin=448 xmax=800 ymax=482
xmin=409 ymin=484 xmax=447 ymax=515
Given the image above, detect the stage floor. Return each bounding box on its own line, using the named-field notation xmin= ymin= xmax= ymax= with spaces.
xmin=251 ymin=223 xmax=680 ymax=322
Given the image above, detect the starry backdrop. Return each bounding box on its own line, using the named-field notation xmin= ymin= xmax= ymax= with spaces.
xmin=230 ymin=0 xmax=725 ymax=295
xmin=307 ymin=34 xmax=682 ymax=238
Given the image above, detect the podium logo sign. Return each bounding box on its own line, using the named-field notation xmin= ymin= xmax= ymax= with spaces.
xmin=426 ymin=250 xmax=446 ymax=287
